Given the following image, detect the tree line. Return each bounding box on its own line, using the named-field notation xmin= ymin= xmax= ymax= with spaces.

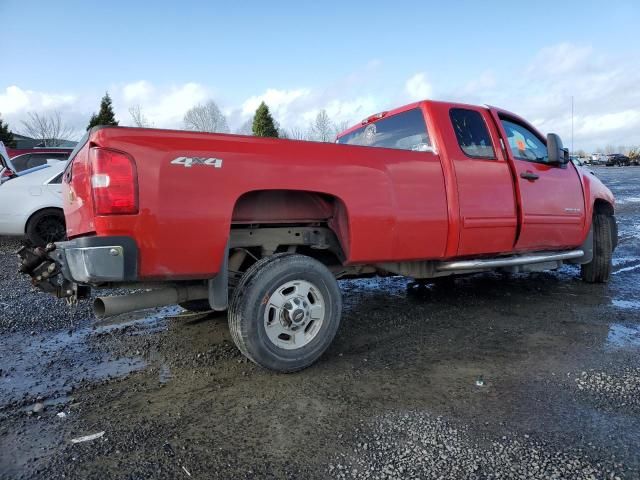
xmin=2 ymin=92 xmax=638 ymax=154
xmin=0 ymin=92 xmax=352 ymax=148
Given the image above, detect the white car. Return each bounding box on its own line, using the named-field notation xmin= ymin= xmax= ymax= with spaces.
xmin=0 ymin=161 xmax=67 ymax=245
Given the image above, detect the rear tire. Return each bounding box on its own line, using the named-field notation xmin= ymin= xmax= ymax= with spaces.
xmin=581 ymin=214 xmax=613 ymax=283
xmin=228 ymin=253 xmax=342 ymax=372
xmin=25 ymin=208 xmax=66 ymax=246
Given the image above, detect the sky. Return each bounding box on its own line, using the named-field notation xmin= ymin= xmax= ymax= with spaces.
xmin=1 ymin=0 xmax=639 ymax=151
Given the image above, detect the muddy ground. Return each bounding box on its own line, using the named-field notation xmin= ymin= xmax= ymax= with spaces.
xmin=1 ymin=167 xmax=639 ymax=479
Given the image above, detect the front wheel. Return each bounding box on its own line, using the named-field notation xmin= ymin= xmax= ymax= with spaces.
xmin=228 ymin=253 xmax=342 ymax=372
xmin=581 ymin=214 xmax=613 ymax=283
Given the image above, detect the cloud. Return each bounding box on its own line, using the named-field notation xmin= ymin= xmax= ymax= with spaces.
xmin=241 ymin=88 xmax=311 ymax=118
xmin=122 ymin=80 xmax=154 ymax=102
xmin=1 ymin=47 xmax=638 ymax=150
xmin=0 ymin=85 xmax=76 ymax=114
xmin=0 ymin=81 xmax=213 ymax=135
xmin=527 ymin=43 xmax=594 ymax=76
xmin=446 ymin=42 xmax=640 ymax=150
xmin=125 ymin=82 xmax=209 ymax=127
xmin=460 ymin=71 xmax=496 ymax=96
xmin=405 ymin=73 xmax=433 ymax=101
xmin=301 ymin=97 xmax=379 ymax=124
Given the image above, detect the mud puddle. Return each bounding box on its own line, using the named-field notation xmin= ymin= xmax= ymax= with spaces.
xmin=0 ymin=306 xmax=181 ymax=410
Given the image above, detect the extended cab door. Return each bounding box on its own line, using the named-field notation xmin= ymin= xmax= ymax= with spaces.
xmin=491 ymin=112 xmax=585 ymax=250
xmin=429 ymin=103 xmax=518 ymax=256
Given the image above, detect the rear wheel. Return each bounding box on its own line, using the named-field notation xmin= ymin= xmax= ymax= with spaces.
xmin=581 ymin=214 xmax=613 ymax=283
xmin=228 ymin=253 xmax=342 ymax=372
xmin=25 ymin=208 xmax=66 ymax=246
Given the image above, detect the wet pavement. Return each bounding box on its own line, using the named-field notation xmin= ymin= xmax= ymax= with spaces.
xmin=0 ymin=166 xmax=639 ymax=479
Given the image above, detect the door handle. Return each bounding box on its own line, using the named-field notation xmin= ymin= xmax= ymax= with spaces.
xmin=520 ymin=171 xmax=539 ymax=181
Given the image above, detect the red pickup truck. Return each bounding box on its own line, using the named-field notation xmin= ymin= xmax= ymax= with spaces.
xmin=19 ymin=100 xmax=617 ymax=372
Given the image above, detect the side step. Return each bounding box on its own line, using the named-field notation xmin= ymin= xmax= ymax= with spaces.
xmin=437 ymin=249 xmax=584 ymax=272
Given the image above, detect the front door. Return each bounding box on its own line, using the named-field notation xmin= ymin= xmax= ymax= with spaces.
xmin=495 ymin=115 xmax=585 ymax=250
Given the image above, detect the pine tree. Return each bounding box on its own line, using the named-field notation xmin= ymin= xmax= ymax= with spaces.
xmin=252 ymin=102 xmax=279 ymax=138
xmin=87 ymin=92 xmax=119 ymax=130
xmin=0 ymin=115 xmax=16 ymax=148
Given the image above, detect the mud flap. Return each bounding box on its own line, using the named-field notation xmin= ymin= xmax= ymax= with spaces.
xmin=568 ymin=225 xmax=594 ymax=265
xmin=207 ymin=241 xmax=229 ymax=311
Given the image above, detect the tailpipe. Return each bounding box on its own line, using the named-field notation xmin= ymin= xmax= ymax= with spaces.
xmin=94 ymin=285 xmax=208 ymax=318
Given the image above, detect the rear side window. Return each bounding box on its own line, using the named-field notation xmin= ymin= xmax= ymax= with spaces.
xmin=337 ymin=108 xmax=432 ymax=152
xmin=450 ymin=108 xmax=495 ymax=159
xmin=49 ymin=173 xmax=63 ymax=184
xmin=11 ymin=154 xmax=32 ymax=171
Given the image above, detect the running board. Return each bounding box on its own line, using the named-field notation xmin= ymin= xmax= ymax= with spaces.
xmin=436 ymin=250 xmax=584 ymax=272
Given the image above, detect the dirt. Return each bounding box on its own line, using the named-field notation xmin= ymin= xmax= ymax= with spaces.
xmin=1 ymin=166 xmax=639 ymax=479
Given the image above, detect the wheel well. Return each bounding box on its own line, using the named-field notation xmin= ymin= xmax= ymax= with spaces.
xmin=25 ymin=207 xmax=64 ymax=234
xmin=593 ymin=199 xmax=614 ymax=217
xmin=229 ymin=225 xmax=346 ymax=267
xmin=231 ymin=190 xmax=350 ymax=260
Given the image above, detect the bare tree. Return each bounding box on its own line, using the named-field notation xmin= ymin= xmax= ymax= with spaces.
xmin=128 ymin=104 xmax=152 ymax=128
xmin=277 ymin=127 xmax=289 ymax=139
xmin=183 ymin=101 xmax=229 ymax=133
xmin=310 ymin=109 xmax=333 ymax=142
xmin=332 ymin=120 xmax=350 ymax=138
xmin=236 ymin=117 xmax=254 ymax=135
xmin=604 ymin=144 xmax=616 ymax=154
xmin=20 ymin=111 xmax=77 ymax=147
xmin=285 ymin=126 xmax=308 ymax=141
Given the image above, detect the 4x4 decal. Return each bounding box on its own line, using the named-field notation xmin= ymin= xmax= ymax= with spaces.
xmin=171 ymin=157 xmax=223 ymax=168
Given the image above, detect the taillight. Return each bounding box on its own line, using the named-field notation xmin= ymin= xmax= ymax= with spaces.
xmin=89 ymin=147 xmax=138 ymax=215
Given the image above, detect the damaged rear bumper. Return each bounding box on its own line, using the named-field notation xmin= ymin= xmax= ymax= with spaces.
xmin=18 ymin=236 xmax=138 ymax=299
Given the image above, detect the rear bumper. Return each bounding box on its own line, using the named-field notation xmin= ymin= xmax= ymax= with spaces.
xmin=52 ymin=236 xmax=138 ymax=284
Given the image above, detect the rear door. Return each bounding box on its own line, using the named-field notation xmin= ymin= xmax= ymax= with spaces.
xmin=492 ymin=113 xmax=585 ymax=250
xmin=430 ymin=103 xmax=518 ymax=256
xmin=44 ymin=171 xmax=64 ymax=201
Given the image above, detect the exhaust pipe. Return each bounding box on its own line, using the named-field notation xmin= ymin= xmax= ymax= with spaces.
xmin=94 ymin=285 xmax=208 ymax=318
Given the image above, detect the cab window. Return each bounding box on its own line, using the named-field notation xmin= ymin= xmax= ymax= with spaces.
xmin=500 ymin=119 xmax=548 ymax=164
xmin=450 ymin=108 xmax=495 ymax=159
xmin=337 ymin=108 xmax=432 ymax=152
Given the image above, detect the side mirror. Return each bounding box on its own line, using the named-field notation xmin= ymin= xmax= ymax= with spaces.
xmin=547 ymin=133 xmax=569 ymax=165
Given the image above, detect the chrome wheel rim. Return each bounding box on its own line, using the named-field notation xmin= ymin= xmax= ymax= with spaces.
xmin=263 ymin=279 xmax=325 ymax=350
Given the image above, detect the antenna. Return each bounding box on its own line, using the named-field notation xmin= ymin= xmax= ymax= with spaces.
xmin=571 ymin=96 xmax=574 ymax=156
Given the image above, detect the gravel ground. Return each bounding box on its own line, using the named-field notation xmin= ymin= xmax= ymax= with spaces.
xmin=1 ymin=166 xmax=639 ymax=479
xmin=574 ymin=367 xmax=640 ymax=412
xmin=0 ymin=237 xmax=94 ymax=335
xmin=330 ymin=412 xmax=624 ymax=479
